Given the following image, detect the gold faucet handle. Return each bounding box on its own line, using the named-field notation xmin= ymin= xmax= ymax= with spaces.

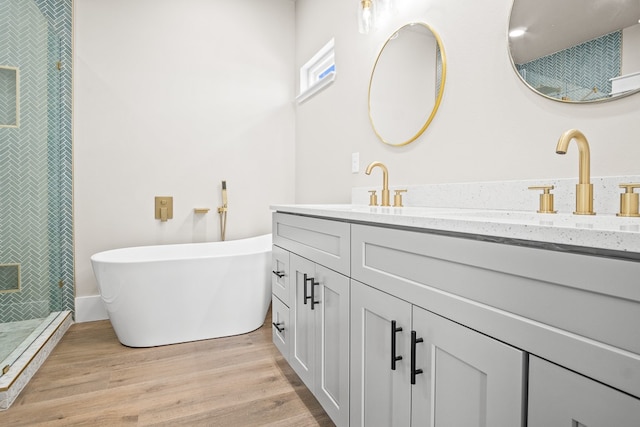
xmin=368 ymin=190 xmax=378 ymax=207
xmin=617 ymin=183 xmax=640 ymax=217
xmin=528 ymin=185 xmax=557 ymax=214
xmin=619 ymin=183 xmax=640 ymax=191
xmin=393 ymin=189 xmax=408 ymax=208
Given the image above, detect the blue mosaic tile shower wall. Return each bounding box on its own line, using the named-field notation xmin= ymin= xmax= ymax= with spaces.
xmin=0 ymin=0 xmax=73 ymax=322
xmin=516 ymin=31 xmax=621 ymax=102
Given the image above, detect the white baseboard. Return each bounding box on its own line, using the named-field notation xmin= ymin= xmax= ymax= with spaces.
xmin=75 ymin=295 xmax=109 ymax=322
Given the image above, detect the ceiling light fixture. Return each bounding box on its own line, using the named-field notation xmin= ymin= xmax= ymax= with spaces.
xmin=358 ymin=0 xmax=375 ymax=34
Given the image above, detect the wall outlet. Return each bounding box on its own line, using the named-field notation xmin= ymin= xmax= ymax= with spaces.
xmin=351 ymin=152 xmax=360 ymax=173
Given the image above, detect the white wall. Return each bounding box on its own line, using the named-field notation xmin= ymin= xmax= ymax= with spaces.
xmin=293 ymin=0 xmax=640 ymax=204
xmin=622 ymin=23 xmax=640 ymax=75
xmin=74 ymin=0 xmax=295 ymax=304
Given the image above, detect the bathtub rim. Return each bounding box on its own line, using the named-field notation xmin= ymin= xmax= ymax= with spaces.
xmin=90 ymin=233 xmax=272 ymax=265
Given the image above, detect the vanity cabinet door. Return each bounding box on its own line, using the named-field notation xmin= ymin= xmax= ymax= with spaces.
xmin=351 ymin=280 xmax=412 ymax=427
xmin=314 ymin=264 xmax=350 ymax=427
xmin=289 ymin=254 xmax=350 ymax=426
xmin=289 ymin=254 xmax=316 ymax=389
xmin=528 ymin=356 xmax=640 ymax=427
xmin=411 ymin=306 xmax=525 ymax=426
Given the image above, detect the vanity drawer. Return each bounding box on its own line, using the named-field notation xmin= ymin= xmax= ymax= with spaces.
xmin=528 ymin=356 xmax=640 ymax=426
xmin=272 ymin=295 xmax=290 ymax=361
xmin=272 ymin=245 xmax=290 ymax=305
xmin=273 ymin=213 xmax=350 ymax=276
xmin=351 ymin=223 xmax=640 ymax=353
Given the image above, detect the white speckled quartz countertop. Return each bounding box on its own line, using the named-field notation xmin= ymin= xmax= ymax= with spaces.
xmin=270 ymin=204 xmax=640 ymax=260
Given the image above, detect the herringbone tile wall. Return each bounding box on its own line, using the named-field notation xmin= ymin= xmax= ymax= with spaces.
xmin=516 ymin=31 xmax=621 ymax=101
xmin=0 ymin=0 xmax=72 ymax=323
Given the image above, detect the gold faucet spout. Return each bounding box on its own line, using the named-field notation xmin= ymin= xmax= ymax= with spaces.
xmin=365 ymin=161 xmax=390 ymax=206
xmin=556 ymin=129 xmax=591 ymax=185
xmin=555 ymin=129 xmax=595 ymax=215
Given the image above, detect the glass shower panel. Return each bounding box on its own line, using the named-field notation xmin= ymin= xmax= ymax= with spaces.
xmin=0 ymin=0 xmax=63 ymax=375
xmin=47 ymin=26 xmax=63 ymax=317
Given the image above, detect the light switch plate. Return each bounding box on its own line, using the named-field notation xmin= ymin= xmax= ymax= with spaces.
xmin=351 ymin=152 xmax=360 ymax=173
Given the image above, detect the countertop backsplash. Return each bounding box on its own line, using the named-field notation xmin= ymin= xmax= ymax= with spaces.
xmin=352 ymin=176 xmax=640 ymax=216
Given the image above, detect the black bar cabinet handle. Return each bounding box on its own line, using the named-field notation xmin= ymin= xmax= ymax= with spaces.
xmin=391 ymin=320 xmax=403 ymax=370
xmin=272 ymin=322 xmax=285 ymax=333
xmin=310 ymin=279 xmax=320 ymax=310
xmin=303 ymin=273 xmax=311 ymax=304
xmin=411 ymin=330 xmax=424 ymax=384
xmin=272 ymin=270 xmax=285 ymax=278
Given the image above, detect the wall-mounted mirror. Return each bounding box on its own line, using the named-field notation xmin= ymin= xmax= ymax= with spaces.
xmin=508 ymin=0 xmax=640 ymax=103
xmin=369 ymin=22 xmax=446 ymax=146
xmin=0 ymin=66 xmax=19 ymax=127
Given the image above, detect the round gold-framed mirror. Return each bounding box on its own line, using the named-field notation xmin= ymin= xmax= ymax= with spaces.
xmin=368 ymin=22 xmax=446 ymax=146
xmin=508 ymin=0 xmax=640 ymax=103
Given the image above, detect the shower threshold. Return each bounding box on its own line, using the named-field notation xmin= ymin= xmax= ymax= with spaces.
xmin=0 ymin=311 xmax=72 ymax=410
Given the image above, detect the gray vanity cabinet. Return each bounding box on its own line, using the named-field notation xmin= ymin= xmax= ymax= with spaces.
xmin=528 ymin=356 xmax=640 ymax=427
xmin=350 ymin=279 xmax=525 ymax=427
xmin=273 ymin=210 xmax=640 ymax=426
xmin=272 ymin=213 xmax=351 ymax=427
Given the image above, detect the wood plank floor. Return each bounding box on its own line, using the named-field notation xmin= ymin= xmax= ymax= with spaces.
xmin=0 ymin=311 xmax=334 ymax=426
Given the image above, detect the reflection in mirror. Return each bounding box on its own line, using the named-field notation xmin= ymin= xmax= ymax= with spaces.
xmin=369 ymin=22 xmax=445 ymax=146
xmin=508 ymin=0 xmax=640 ymax=103
xmin=0 ymin=66 xmax=19 ymax=127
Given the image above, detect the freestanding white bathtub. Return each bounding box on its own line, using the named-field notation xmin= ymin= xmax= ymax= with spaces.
xmin=90 ymin=234 xmax=272 ymax=347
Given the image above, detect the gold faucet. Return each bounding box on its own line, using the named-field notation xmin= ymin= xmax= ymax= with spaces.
xmin=365 ymin=161 xmax=390 ymax=206
xmin=555 ymin=129 xmax=595 ymax=215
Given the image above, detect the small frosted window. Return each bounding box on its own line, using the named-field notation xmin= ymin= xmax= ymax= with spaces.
xmin=297 ymin=38 xmax=336 ymax=103
xmin=0 ymin=66 xmax=19 ymax=128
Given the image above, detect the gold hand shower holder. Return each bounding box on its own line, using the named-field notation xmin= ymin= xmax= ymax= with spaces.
xmin=218 ymin=181 xmax=228 ymax=241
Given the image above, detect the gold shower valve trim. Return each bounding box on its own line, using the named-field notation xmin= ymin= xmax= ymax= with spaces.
xmin=155 ymin=196 xmax=173 ymax=222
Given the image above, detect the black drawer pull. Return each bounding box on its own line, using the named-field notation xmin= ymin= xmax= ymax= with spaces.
xmin=272 ymin=322 xmax=285 ymax=333
xmin=272 ymin=270 xmax=285 ymax=278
